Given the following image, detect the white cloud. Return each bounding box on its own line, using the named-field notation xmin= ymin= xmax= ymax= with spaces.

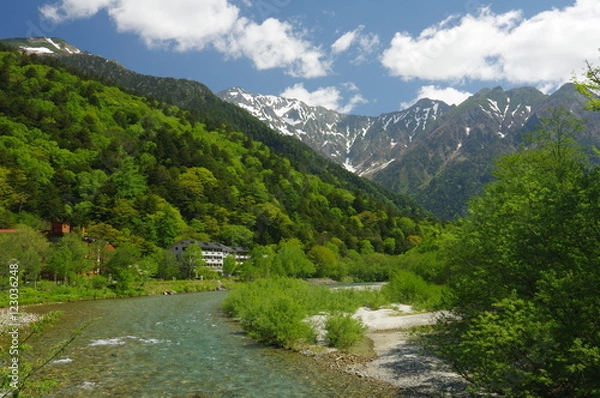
xmin=381 ymin=0 xmax=600 ymax=91
xmin=331 ymin=25 xmax=380 ymax=63
xmin=331 ymin=30 xmax=357 ymax=54
xmin=218 ymin=17 xmax=330 ymax=78
xmin=40 ymin=0 xmax=114 ymax=21
xmin=40 ymin=0 xmax=329 ymax=78
xmin=400 ymin=85 xmax=473 ymax=109
xmin=280 ymin=82 xmax=367 ymax=114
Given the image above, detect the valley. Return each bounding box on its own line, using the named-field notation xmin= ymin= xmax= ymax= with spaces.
xmin=1 ymin=32 xmax=600 ymax=398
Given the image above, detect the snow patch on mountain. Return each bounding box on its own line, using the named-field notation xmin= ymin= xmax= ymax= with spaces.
xmin=218 ymin=88 xmax=452 ymax=175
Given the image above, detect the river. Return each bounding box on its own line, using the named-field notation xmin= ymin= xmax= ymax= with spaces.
xmin=25 ymin=291 xmax=397 ymax=397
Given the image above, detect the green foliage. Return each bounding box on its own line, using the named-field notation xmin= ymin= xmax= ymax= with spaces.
xmin=223 ymin=278 xmax=387 ymax=349
xmin=0 ymin=47 xmax=429 ymax=256
xmin=577 ymin=60 xmax=600 ymax=112
xmin=222 ymin=255 xmax=238 ymax=276
xmin=105 ymin=243 xmax=146 ymax=293
xmin=435 ymin=110 xmax=600 ymax=396
xmin=383 ymin=270 xmax=446 ymax=311
xmin=272 ymin=239 xmax=315 ymax=277
xmin=0 ymin=225 xmax=49 ymax=284
xmin=435 ymin=297 xmax=558 ymax=397
xmin=179 ymin=243 xmax=204 ymax=279
xmin=395 ymin=231 xmax=454 ymax=285
xmin=223 ymin=278 xmax=316 ymax=348
xmin=324 ymin=313 xmax=366 ymax=351
xmin=308 ymin=245 xmax=339 ymax=278
xmin=46 ymin=233 xmax=90 ymax=283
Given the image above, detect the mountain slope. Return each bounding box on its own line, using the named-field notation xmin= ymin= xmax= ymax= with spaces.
xmin=1 ymin=37 xmax=82 ymax=55
xmin=221 ymin=84 xmax=600 ymax=219
xmin=218 ymin=87 xmax=452 ymax=176
xmin=6 ymin=37 xmax=598 ymax=220
xmin=12 ymin=41 xmax=424 ymax=216
xmin=0 ymin=44 xmax=429 ymax=255
xmin=374 ymin=84 xmax=600 ymax=218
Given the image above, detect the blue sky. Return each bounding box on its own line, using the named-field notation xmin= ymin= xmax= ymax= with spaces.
xmin=1 ymin=0 xmax=598 ymax=115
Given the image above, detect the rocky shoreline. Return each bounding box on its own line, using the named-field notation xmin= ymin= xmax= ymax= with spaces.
xmin=307 ymin=305 xmax=471 ymax=397
xmin=0 ymin=308 xmax=40 ymax=332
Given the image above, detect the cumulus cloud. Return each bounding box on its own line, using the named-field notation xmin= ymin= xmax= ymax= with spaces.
xmin=280 ymin=82 xmax=367 ymax=114
xmin=40 ymin=0 xmax=330 ymax=78
xmin=381 ymin=0 xmax=600 ymax=91
xmin=331 ymin=25 xmax=380 ymax=63
xmin=400 ymin=85 xmax=473 ymax=109
xmin=40 ymin=0 xmax=114 ymax=21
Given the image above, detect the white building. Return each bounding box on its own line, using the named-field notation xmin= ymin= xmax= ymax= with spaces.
xmin=170 ymin=240 xmax=250 ymax=269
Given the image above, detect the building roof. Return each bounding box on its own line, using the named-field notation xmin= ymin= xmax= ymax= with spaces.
xmin=170 ymin=240 xmax=248 ymax=253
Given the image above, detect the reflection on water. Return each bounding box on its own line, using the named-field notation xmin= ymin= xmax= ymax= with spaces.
xmin=28 ymin=292 xmax=395 ymax=397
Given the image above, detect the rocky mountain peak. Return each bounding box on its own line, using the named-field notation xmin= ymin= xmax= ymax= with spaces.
xmin=217 ymin=89 xmax=451 ymax=175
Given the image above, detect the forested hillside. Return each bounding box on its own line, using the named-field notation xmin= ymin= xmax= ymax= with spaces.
xmin=0 ymin=45 xmax=429 ymax=258
xmin=47 ymin=47 xmax=423 ymax=216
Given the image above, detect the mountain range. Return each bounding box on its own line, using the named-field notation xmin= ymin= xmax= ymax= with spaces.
xmin=218 ymin=84 xmax=600 ymax=219
xmin=4 ymin=36 xmax=600 ymax=220
xmin=0 ymin=39 xmax=436 ymax=258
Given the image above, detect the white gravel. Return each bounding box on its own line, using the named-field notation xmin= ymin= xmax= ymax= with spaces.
xmin=350 ymin=305 xmax=470 ymax=397
xmin=0 ymin=308 xmax=40 ymax=332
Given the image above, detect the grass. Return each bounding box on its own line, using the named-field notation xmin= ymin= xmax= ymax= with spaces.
xmin=0 ymin=278 xmax=237 ymax=307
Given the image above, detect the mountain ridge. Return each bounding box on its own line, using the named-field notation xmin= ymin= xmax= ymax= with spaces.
xmin=0 ymin=36 xmax=427 ymax=218
xmin=217 ymin=87 xmax=453 ymax=176
xmin=5 ymin=37 xmax=599 ymax=219
xmin=0 ymin=41 xmax=434 ymax=257
xmin=220 ymin=83 xmax=600 ymax=219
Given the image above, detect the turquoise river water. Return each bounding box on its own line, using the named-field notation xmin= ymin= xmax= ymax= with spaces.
xmin=26 ymin=291 xmax=397 ymax=397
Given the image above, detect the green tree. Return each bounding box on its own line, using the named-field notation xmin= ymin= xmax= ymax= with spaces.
xmin=325 ymin=313 xmax=366 ymax=351
xmin=272 ymin=239 xmax=315 ymax=277
xmin=0 ymin=225 xmax=49 ymax=285
xmin=435 ymin=111 xmax=600 ymax=396
xmin=179 ymin=243 xmax=204 ymax=279
xmin=577 ymin=60 xmax=600 ymax=111
xmin=219 ymin=224 xmax=254 ymax=248
xmin=109 ymin=157 xmax=147 ymax=199
xmin=222 ymin=255 xmax=238 ymax=277
xmin=308 ymin=245 xmax=338 ymax=279
xmin=46 ymin=233 xmax=89 ymax=284
xmin=239 ymin=245 xmax=275 ymax=280
xmin=105 ymin=243 xmax=145 ymax=292
xmin=154 ymin=249 xmax=180 ymax=280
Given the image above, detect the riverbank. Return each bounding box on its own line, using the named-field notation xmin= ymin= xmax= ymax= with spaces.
xmin=309 ymin=305 xmax=471 ymax=397
xmin=0 ymin=279 xmax=235 ymax=308
xmin=0 ymin=279 xmax=234 ymax=333
xmin=0 ymin=307 xmax=40 ymax=332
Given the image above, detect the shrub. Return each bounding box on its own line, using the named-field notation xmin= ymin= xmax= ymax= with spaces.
xmin=325 ymin=313 xmax=366 ymax=351
xmin=384 ymin=270 xmax=446 ymax=310
xmin=223 ymin=277 xmax=387 ymax=349
xmin=223 ymin=278 xmax=316 ymax=348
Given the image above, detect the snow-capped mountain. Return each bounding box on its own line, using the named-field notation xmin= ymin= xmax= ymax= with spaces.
xmin=8 ymin=35 xmax=597 ymax=219
xmin=218 ymin=87 xmax=451 ymax=176
xmin=220 ymin=84 xmax=600 ymax=219
xmin=374 ymin=84 xmax=600 ymax=218
xmin=2 ymin=37 xmax=82 ymax=55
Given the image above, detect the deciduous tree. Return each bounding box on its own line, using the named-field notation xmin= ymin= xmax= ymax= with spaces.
xmin=436 ymin=110 xmax=600 ymax=396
